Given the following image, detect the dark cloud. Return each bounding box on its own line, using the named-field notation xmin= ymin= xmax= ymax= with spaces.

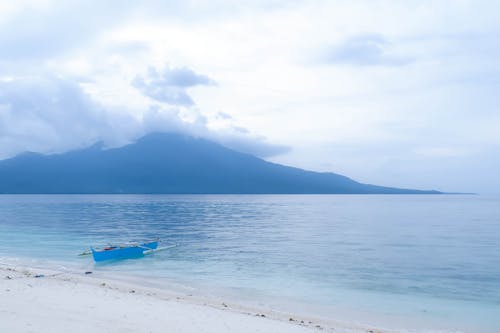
xmin=0 ymin=76 xmax=129 ymax=158
xmin=324 ymin=34 xmax=413 ymax=66
xmin=132 ymin=66 xmax=216 ymax=106
xmin=0 ymin=75 xmax=287 ymax=160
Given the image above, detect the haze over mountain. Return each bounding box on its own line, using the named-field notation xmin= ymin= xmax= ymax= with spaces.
xmin=0 ymin=133 xmax=439 ymax=194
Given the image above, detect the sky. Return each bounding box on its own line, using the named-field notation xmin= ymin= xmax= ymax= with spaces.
xmin=0 ymin=1 xmax=499 ymax=193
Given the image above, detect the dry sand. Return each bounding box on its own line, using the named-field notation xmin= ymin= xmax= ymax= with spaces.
xmin=0 ymin=265 xmax=391 ymax=333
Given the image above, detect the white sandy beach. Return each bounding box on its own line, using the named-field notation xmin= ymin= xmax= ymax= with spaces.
xmin=0 ymin=265 xmax=392 ymax=333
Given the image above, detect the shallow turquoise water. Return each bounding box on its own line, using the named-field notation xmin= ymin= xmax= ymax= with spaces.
xmin=0 ymin=195 xmax=499 ymax=332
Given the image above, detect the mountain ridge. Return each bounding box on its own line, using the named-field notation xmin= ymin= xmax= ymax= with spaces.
xmin=0 ymin=132 xmax=441 ymax=194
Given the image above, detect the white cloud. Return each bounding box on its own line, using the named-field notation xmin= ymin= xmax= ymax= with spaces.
xmin=0 ymin=75 xmax=286 ymax=160
xmin=0 ymin=1 xmax=499 ymax=192
xmin=322 ymin=34 xmax=413 ymax=66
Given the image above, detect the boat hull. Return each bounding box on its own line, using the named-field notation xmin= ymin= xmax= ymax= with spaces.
xmin=91 ymin=241 xmax=158 ymax=262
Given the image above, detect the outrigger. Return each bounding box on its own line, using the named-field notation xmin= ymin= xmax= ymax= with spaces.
xmin=79 ymin=239 xmax=175 ymax=262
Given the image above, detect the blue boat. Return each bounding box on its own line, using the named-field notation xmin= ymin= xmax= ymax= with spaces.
xmin=91 ymin=240 xmax=159 ymax=262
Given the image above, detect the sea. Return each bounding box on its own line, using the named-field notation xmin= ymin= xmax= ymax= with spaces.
xmin=0 ymin=194 xmax=498 ymax=332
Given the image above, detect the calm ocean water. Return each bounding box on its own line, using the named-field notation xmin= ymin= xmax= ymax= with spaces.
xmin=0 ymin=195 xmax=499 ymax=332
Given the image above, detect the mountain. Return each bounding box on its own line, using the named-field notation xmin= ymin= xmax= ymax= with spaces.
xmin=0 ymin=133 xmax=440 ymax=194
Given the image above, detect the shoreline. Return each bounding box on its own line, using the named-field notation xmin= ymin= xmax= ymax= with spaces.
xmin=0 ymin=263 xmax=396 ymax=333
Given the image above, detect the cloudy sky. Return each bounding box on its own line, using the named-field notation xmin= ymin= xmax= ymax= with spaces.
xmin=0 ymin=1 xmax=499 ymax=193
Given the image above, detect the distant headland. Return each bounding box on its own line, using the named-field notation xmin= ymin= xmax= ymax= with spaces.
xmin=0 ymin=132 xmax=441 ymax=194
